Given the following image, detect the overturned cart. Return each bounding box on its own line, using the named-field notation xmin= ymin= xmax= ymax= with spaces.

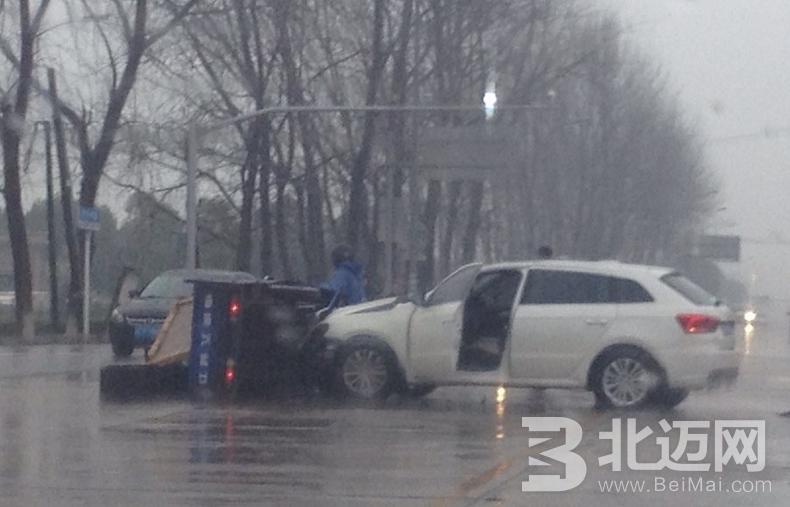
xmin=101 ymin=278 xmax=328 ymax=398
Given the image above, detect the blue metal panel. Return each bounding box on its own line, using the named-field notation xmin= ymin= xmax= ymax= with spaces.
xmin=188 ymin=284 xmax=222 ymax=394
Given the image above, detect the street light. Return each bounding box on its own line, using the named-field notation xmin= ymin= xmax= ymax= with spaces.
xmin=483 ymin=88 xmax=497 ymax=121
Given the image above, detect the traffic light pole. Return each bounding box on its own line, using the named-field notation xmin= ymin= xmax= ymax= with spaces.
xmin=186 ymin=119 xmax=199 ymax=270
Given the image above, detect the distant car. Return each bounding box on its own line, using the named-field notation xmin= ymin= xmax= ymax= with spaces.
xmin=315 ymin=260 xmax=740 ymax=408
xmin=109 ymin=269 xmax=257 ymax=358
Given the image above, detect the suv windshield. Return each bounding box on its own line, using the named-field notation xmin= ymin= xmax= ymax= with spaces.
xmin=426 ymin=264 xmax=483 ymax=305
xmin=139 ymin=274 xmax=192 ymax=299
xmin=661 ymin=273 xmax=719 ymax=307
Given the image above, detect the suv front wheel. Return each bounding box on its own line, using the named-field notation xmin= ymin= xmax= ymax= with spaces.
xmin=336 ymin=343 xmax=398 ymax=401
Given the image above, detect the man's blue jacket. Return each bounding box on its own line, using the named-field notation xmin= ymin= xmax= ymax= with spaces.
xmin=320 ymin=260 xmax=367 ymax=308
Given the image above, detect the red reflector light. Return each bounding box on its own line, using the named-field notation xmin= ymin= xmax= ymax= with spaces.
xmin=676 ymin=314 xmax=720 ymax=334
xmin=224 ymin=360 xmax=236 ymax=386
xmin=228 ymin=295 xmax=242 ymax=320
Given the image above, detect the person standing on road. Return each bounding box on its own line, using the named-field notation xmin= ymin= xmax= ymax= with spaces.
xmin=320 ymin=245 xmax=367 ymax=308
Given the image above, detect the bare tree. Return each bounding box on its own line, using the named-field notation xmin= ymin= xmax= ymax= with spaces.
xmin=93 ymin=0 xmax=718 ymax=297
xmin=346 ymin=0 xmax=390 ymax=253
xmin=27 ymin=0 xmax=199 ymax=329
xmin=274 ymin=0 xmax=329 ymax=282
xmin=485 ymin=9 xmax=716 ymax=265
xmin=0 ymin=0 xmax=51 ymax=341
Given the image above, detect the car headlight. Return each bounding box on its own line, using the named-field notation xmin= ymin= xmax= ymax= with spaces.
xmin=110 ymin=308 xmax=125 ymax=324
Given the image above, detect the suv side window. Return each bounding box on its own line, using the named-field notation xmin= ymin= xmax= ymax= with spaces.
xmin=468 ymin=270 xmax=523 ymax=311
xmin=661 ymin=273 xmax=718 ymax=306
xmin=611 ymin=277 xmax=654 ymax=303
xmin=521 ymin=270 xmax=610 ymax=305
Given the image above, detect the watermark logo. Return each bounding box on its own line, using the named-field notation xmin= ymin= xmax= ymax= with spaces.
xmin=521 ymin=417 xmax=587 ymax=492
xmin=599 ymin=419 xmax=765 ymax=473
xmin=715 ymin=421 xmax=765 ymax=472
xmin=521 ymin=417 xmax=766 ymax=492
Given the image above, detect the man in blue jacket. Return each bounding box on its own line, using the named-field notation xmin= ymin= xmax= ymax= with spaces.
xmin=320 ymin=245 xmax=367 ymax=308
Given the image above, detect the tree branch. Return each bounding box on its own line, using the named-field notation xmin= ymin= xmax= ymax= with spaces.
xmin=80 ymin=0 xmax=119 ymax=91
xmin=147 ymin=0 xmax=201 ymax=49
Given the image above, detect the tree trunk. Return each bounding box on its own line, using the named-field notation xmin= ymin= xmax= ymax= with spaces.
xmin=300 ymin=126 xmax=326 ymax=283
xmin=0 ymin=0 xmax=51 ymax=342
xmin=461 ymin=182 xmax=484 ymax=263
xmin=1 ymin=105 xmax=35 ymax=342
xmin=419 ymin=181 xmax=442 ymax=292
xmin=274 ymin=0 xmax=326 ymax=282
xmin=388 ymin=0 xmax=414 ymax=294
xmin=43 ymin=122 xmax=60 ymax=331
xmin=274 ymin=178 xmax=291 ymax=279
xmin=236 ymin=164 xmax=256 ymax=272
xmin=236 ymin=119 xmax=261 ymax=272
xmin=440 ymin=181 xmax=462 ymax=277
xmin=49 ymin=68 xmax=81 ymax=335
xmin=275 ymin=116 xmax=296 ymax=280
xmin=347 ymin=0 xmax=389 ymax=251
xmin=78 ymin=0 xmax=148 ymax=209
xmin=294 ymin=180 xmax=309 ymax=280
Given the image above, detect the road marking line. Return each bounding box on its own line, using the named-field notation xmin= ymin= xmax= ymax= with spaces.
xmin=425 ymin=410 xmax=602 ymax=507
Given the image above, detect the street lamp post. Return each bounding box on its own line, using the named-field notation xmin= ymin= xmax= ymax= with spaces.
xmin=186 ymin=119 xmax=199 ymax=270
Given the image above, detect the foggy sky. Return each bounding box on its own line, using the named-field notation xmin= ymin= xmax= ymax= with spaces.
xmin=601 ymin=0 xmax=790 ymax=307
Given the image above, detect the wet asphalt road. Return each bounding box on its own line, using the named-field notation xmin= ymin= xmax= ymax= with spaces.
xmin=1 ymin=325 xmax=790 ymax=506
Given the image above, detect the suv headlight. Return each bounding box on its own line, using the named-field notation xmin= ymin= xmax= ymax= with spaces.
xmin=110 ymin=308 xmax=125 ymax=324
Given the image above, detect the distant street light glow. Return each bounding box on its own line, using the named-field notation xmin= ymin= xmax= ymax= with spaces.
xmin=483 ymin=90 xmax=497 ymax=120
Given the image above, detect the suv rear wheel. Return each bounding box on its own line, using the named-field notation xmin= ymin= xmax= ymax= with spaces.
xmin=593 ymin=348 xmax=662 ymax=409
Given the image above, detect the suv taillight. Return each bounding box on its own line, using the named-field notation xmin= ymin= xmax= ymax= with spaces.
xmin=676 ymin=314 xmax=720 ymax=334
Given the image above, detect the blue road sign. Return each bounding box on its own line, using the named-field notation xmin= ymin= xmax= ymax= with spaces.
xmin=77 ymin=206 xmax=101 ymax=231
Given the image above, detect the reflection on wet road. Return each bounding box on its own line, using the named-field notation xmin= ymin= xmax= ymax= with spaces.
xmin=0 ymin=323 xmax=789 ymax=506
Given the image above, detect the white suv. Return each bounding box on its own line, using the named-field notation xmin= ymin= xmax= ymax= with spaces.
xmin=315 ymin=260 xmax=740 ymax=408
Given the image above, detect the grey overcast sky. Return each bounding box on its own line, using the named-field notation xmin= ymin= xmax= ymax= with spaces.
xmin=601 ymin=0 xmax=790 ymax=305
